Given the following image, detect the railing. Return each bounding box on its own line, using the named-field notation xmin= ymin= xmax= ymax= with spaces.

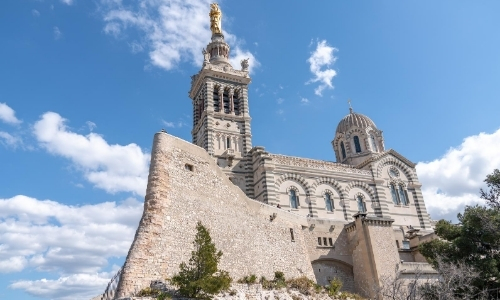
xmin=102 ymin=268 xmax=122 ymax=300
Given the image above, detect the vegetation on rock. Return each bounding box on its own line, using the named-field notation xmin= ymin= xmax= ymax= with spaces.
xmin=171 ymin=221 xmax=231 ymax=299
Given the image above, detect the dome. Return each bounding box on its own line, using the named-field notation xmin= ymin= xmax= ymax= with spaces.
xmin=336 ymin=110 xmax=377 ymax=134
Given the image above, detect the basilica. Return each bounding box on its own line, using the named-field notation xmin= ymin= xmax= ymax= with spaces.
xmin=112 ymin=4 xmax=438 ymax=299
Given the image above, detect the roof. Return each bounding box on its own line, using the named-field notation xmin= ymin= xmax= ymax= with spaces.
xmin=336 ymin=111 xmax=377 ymax=134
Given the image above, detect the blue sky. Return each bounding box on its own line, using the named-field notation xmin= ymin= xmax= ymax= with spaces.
xmin=1 ymin=1 xmax=500 ymax=299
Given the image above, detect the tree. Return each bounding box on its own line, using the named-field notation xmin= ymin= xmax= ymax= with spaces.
xmin=419 ymin=169 xmax=500 ymax=298
xmin=377 ymin=258 xmax=485 ymax=300
xmin=171 ymin=222 xmax=231 ymax=299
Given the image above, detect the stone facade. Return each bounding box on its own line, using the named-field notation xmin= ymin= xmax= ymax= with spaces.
xmin=116 ymin=133 xmax=316 ymax=297
xmin=113 ymin=6 xmax=439 ymax=299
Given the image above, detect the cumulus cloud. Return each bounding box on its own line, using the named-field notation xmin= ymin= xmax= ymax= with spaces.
xmin=60 ymin=0 xmax=74 ymax=5
xmin=33 ymin=112 xmax=150 ymax=196
xmin=0 ymin=103 xmax=22 ymax=125
xmin=417 ymin=128 xmax=500 ymax=221
xmin=301 ymin=98 xmax=309 ymax=105
xmin=0 ymin=195 xmax=142 ymax=274
xmin=32 ymin=9 xmax=40 ymax=17
xmin=306 ymin=40 xmax=338 ymax=96
xmin=0 ymin=131 xmax=22 ymax=148
xmin=11 ymin=272 xmax=113 ymax=300
xmin=100 ymin=0 xmax=259 ymax=73
xmin=0 ymin=195 xmax=142 ymax=298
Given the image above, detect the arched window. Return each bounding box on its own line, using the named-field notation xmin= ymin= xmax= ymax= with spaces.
xmin=356 ymin=195 xmax=366 ymax=212
xmin=223 ymin=89 xmax=230 ymax=113
xmin=353 ymin=136 xmax=362 ymax=153
xmin=233 ymin=90 xmax=240 ymax=115
xmin=213 ymin=88 xmax=220 ymax=112
xmin=370 ymin=134 xmax=378 ymax=152
xmin=340 ymin=141 xmax=346 ymax=159
xmin=289 ymin=189 xmax=298 ymax=209
xmin=398 ymin=185 xmax=408 ymax=205
xmin=325 ymin=193 xmax=334 ymax=212
xmin=390 ymin=184 xmax=400 ymax=204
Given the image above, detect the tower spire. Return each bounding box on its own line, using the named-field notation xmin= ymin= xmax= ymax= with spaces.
xmin=205 ymin=3 xmax=230 ymax=66
xmin=348 ymin=99 xmax=353 ymax=114
xmin=209 ymin=3 xmax=222 ymax=36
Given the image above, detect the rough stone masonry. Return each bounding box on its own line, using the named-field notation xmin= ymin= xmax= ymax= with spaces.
xmin=115 ymin=132 xmax=316 ymax=298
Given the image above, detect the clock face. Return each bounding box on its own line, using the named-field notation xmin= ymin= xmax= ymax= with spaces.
xmin=389 ymin=168 xmax=399 ymax=178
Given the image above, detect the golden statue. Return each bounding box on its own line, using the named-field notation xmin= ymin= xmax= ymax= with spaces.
xmin=209 ymin=3 xmax=222 ymax=34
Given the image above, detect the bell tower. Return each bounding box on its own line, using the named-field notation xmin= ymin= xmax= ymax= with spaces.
xmin=188 ymin=3 xmax=253 ymax=195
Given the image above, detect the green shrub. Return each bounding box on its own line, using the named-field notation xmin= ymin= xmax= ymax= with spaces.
xmin=157 ymin=292 xmax=172 ymax=300
xmin=313 ymin=283 xmax=323 ymax=294
xmin=171 ymin=222 xmax=232 ymax=300
xmin=339 ymin=291 xmax=365 ymax=300
xmin=326 ymin=278 xmax=343 ymax=296
xmin=137 ymin=287 xmax=161 ymax=297
xmin=286 ymin=276 xmax=315 ymax=295
xmin=237 ymin=274 xmax=257 ymax=284
xmin=273 ymin=271 xmax=286 ymax=288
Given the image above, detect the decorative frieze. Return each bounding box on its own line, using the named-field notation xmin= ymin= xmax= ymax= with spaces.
xmin=269 ymin=154 xmax=371 ymax=175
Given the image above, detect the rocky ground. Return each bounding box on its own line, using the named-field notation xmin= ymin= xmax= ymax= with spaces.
xmin=109 ymin=283 xmax=364 ymax=300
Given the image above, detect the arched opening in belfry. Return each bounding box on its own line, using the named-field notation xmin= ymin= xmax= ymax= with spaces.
xmin=233 ymin=90 xmax=240 ymax=115
xmin=213 ymin=88 xmax=220 ymax=112
xmin=223 ymin=88 xmax=230 ymax=113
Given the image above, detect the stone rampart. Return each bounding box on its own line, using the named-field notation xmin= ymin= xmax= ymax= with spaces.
xmin=115 ymin=132 xmax=315 ymax=298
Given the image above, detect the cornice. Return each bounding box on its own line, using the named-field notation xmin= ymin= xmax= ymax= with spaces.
xmin=189 ymin=64 xmax=251 ymax=99
xmin=355 ymin=149 xmax=416 ymax=169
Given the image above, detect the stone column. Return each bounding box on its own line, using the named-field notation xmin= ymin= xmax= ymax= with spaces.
xmin=218 ymin=86 xmax=224 ymax=113
xmin=229 ymin=88 xmax=234 ymax=113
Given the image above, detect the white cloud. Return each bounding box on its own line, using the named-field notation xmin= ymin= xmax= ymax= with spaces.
xmin=306 ymin=40 xmax=338 ymax=96
xmin=86 ymin=121 xmax=97 ymax=131
xmin=11 ymin=272 xmax=113 ymax=300
xmin=32 ymin=9 xmax=40 ymax=17
xmin=277 ymin=98 xmax=284 ymax=104
xmin=0 ymin=256 xmax=27 ymax=273
xmin=33 ymin=112 xmax=150 ymax=196
xmin=417 ymin=128 xmax=500 ymax=221
xmin=0 ymin=195 xmax=142 ymax=298
xmin=0 ymin=195 xmax=142 ymax=274
xmin=60 ymin=0 xmax=74 ymax=5
xmin=0 ymin=103 xmax=22 ymax=125
xmin=301 ymin=98 xmax=310 ymax=105
xmin=53 ymin=26 xmax=62 ymax=40
xmin=100 ymin=0 xmax=259 ymax=73
xmin=0 ymin=131 xmax=22 ymax=148
xmin=277 ymin=109 xmax=284 ymax=115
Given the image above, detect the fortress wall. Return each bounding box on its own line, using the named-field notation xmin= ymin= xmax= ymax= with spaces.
xmin=116 ymin=132 xmax=315 ymax=298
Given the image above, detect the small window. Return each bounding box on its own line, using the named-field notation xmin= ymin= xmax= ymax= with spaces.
xmin=290 ymin=228 xmax=295 ymax=242
xmin=353 ymin=136 xmax=362 ymax=153
xmin=185 ymin=164 xmax=194 ymax=171
xmin=340 ymin=141 xmax=346 ymax=159
xmin=402 ymin=240 xmax=410 ymax=250
xmin=396 ymin=240 xmax=400 ymax=249
xmin=325 ymin=193 xmax=334 ymax=212
xmin=398 ymin=185 xmax=407 ymax=205
xmin=323 ymin=237 xmax=327 ymax=246
xmin=390 ymin=184 xmax=400 ymax=205
xmin=289 ymin=189 xmax=298 ymax=209
xmin=329 ymin=238 xmax=333 ymax=246
xmin=226 ymin=137 xmax=231 ymax=149
xmin=318 ymin=237 xmax=322 ymax=245
xmin=357 ymin=196 xmax=366 ymax=213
